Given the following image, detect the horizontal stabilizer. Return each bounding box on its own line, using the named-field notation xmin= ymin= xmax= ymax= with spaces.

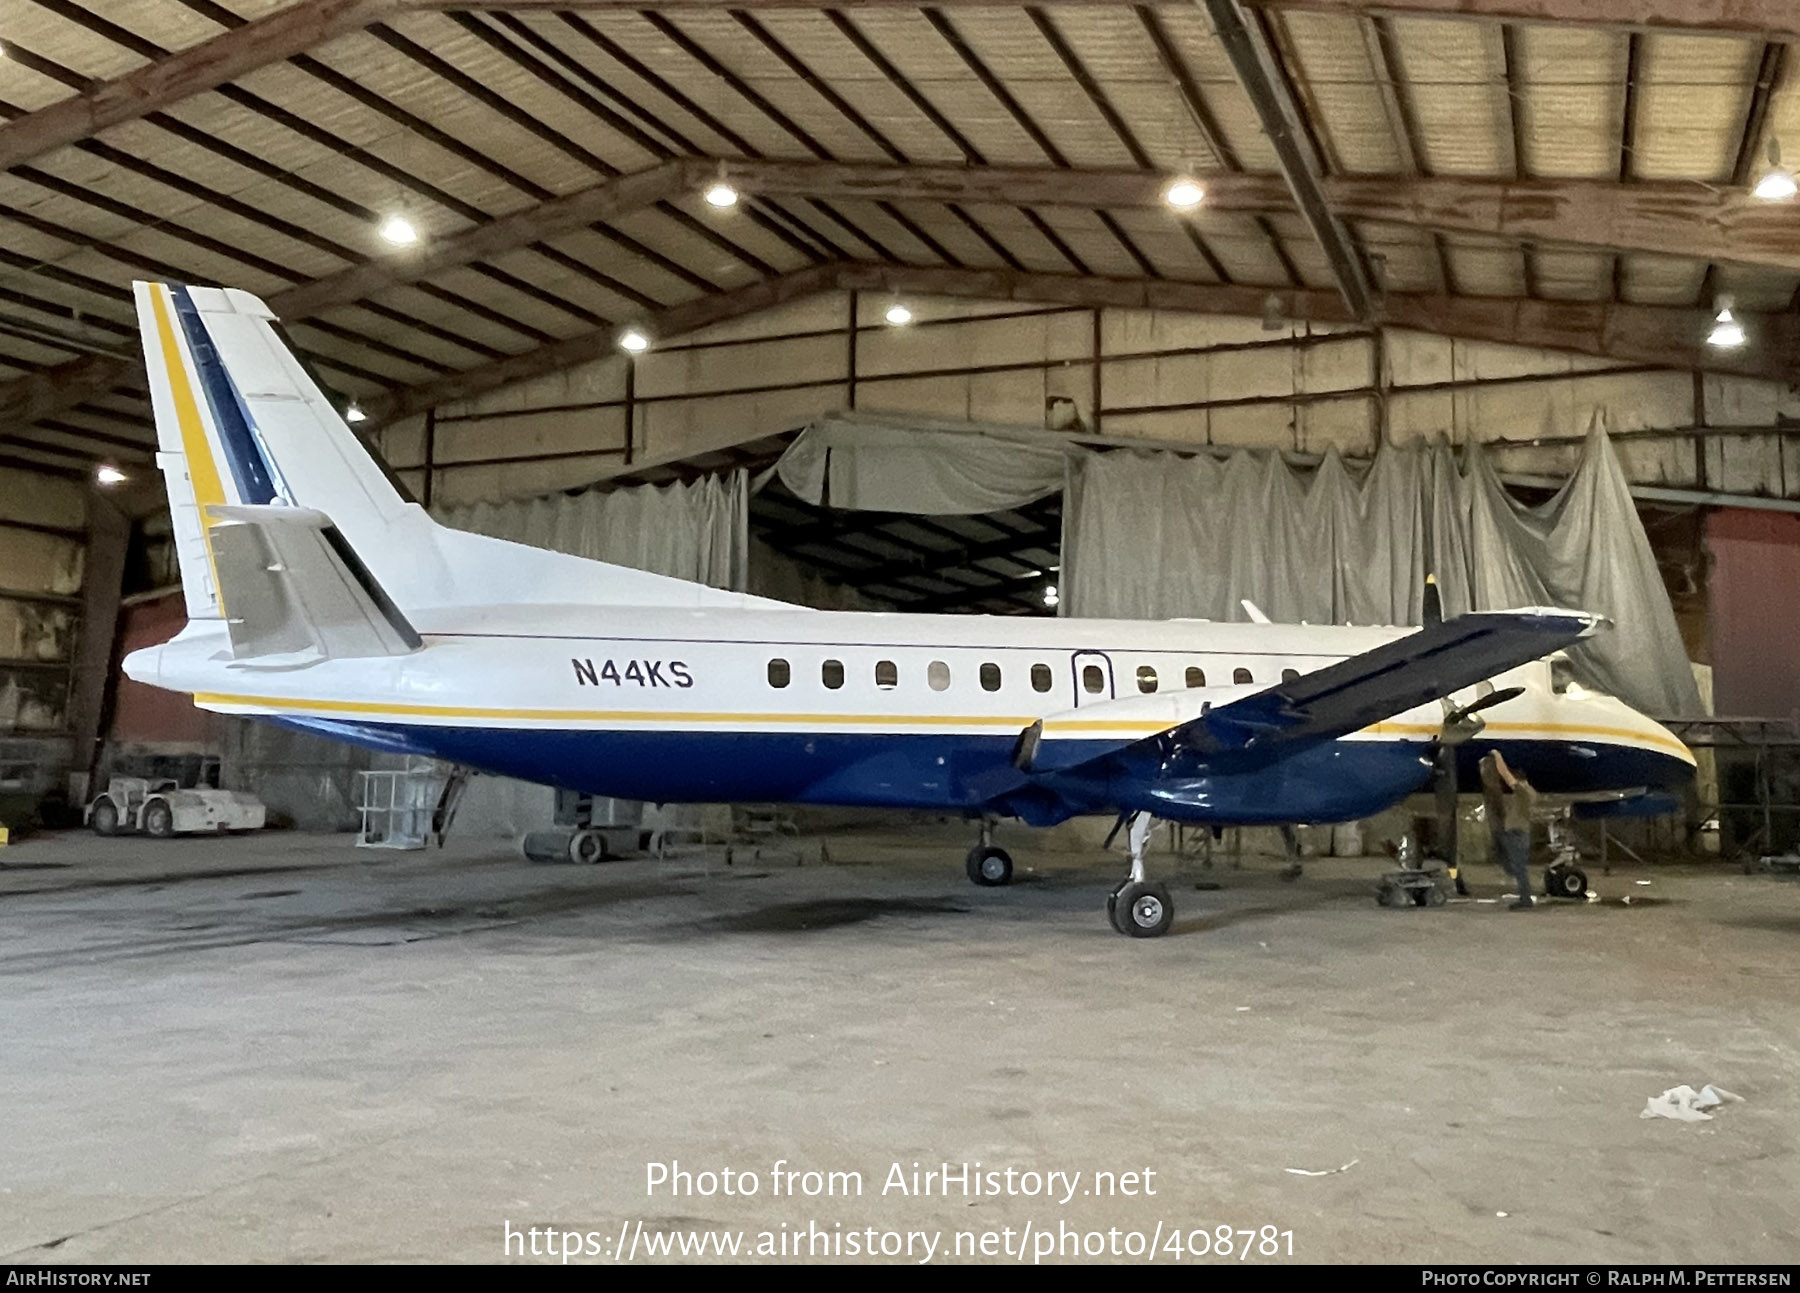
xmin=208 ymin=504 xmax=422 ymax=665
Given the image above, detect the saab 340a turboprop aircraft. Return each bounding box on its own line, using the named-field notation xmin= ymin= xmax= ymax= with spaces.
xmin=123 ymin=282 xmax=1695 ymax=937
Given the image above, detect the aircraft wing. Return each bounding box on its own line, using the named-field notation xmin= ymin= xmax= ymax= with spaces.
xmin=206 ymin=503 xmax=422 ymax=664
xmin=1026 ymin=608 xmax=1601 ymax=778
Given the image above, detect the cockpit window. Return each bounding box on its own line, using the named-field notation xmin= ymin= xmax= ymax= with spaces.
xmin=1550 ymin=658 xmax=1576 ymax=695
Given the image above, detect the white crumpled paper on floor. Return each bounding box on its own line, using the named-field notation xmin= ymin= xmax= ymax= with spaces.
xmin=1640 ymin=1084 xmax=1744 ymax=1122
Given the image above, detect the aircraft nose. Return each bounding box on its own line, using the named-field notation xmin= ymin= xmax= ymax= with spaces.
xmin=1627 ymin=703 xmax=1694 ymax=769
xmin=1607 ymin=697 xmax=1695 ymax=786
xmin=1651 ymin=716 xmax=1697 ymax=769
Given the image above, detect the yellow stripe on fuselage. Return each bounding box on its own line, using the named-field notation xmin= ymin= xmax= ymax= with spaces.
xmin=147 ymin=284 xmax=227 ymax=609
xmin=1371 ymin=718 xmax=1691 ymax=762
xmin=191 ymin=690 xmax=1691 ymax=760
xmin=193 ymin=692 xmax=1037 ymax=728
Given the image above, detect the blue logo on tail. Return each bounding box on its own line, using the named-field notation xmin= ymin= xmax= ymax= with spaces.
xmin=170 ymin=285 xmax=286 ymax=505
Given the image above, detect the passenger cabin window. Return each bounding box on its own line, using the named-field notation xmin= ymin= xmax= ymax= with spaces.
xmin=1137 ymin=665 xmax=1158 ymax=694
xmin=875 ymin=660 xmax=898 ymax=690
xmin=1082 ymin=664 xmax=1106 ymax=695
xmin=1186 ymin=666 xmax=1205 ymax=688
xmin=822 ymin=659 xmax=845 ymax=690
xmin=1281 ymin=668 xmax=1300 ymax=683
xmin=1233 ymin=666 xmax=1253 ymax=685
xmin=980 ymin=662 xmax=1002 ymax=692
xmin=928 ymin=661 xmax=951 ymax=692
xmin=1030 ymin=663 xmax=1053 ymax=693
xmin=768 ymin=658 xmax=790 ymax=688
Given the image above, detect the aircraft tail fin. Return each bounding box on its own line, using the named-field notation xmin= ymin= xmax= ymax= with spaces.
xmin=132 ymin=281 xmax=787 ymax=615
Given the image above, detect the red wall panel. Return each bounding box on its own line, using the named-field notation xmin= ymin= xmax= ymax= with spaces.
xmin=1706 ymin=509 xmax=1800 ymax=719
xmin=107 ymin=593 xmax=217 ymax=745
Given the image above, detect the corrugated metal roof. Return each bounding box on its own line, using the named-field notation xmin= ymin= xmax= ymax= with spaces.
xmin=2 ymin=0 xmax=1798 ymax=459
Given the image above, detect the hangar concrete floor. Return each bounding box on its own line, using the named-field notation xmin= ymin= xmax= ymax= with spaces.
xmin=2 ymin=827 xmax=1796 ymax=1265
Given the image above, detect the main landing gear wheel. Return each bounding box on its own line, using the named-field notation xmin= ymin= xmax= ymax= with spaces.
xmin=1106 ymin=812 xmax=1175 ymax=937
xmin=1110 ymin=880 xmax=1174 ymax=938
xmin=966 ymin=845 xmax=1013 ymax=886
xmin=568 ymin=829 xmax=607 ymax=865
xmin=1544 ymin=864 xmax=1588 ymax=898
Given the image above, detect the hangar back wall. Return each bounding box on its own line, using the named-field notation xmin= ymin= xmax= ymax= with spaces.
xmin=368 ymin=293 xmax=1800 ymax=512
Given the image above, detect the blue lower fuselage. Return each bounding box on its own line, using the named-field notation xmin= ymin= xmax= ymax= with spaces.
xmin=282 ymin=718 xmax=1692 ymax=827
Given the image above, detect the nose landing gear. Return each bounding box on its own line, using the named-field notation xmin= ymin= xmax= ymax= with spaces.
xmin=1542 ymin=810 xmax=1590 ymax=898
xmin=1107 ymin=812 xmax=1174 ymax=937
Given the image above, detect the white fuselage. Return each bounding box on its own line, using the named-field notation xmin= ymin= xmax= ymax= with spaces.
xmin=128 ymin=603 xmax=1693 ymax=820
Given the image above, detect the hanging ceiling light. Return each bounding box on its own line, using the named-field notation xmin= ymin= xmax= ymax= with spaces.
xmin=618 ymin=328 xmax=650 ymax=354
xmin=703 ymin=180 xmax=739 ymax=209
xmin=884 ymin=302 xmax=913 ymax=327
xmin=345 ymin=403 xmax=367 ymax=423
xmin=378 ymin=214 xmax=419 ymax=246
xmin=95 ymin=464 xmax=127 ymax=486
xmin=1754 ymin=138 xmax=1797 ymax=201
xmin=1163 ymin=178 xmax=1206 ymax=211
xmin=1707 ymin=299 xmax=1746 ymax=349
xmin=1260 ymin=292 xmax=1285 ymax=332
xmin=1042 ymin=583 xmax=1060 ymax=608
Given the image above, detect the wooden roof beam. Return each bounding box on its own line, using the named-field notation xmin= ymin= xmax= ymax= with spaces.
xmin=1242 ymin=0 xmax=1800 ymax=40
xmin=439 ymin=0 xmax=1800 ymax=35
xmin=268 ymin=161 xmax=689 ymax=319
xmin=0 ymin=0 xmax=402 ymax=174
xmin=0 ymin=0 xmax=1788 ymax=185
xmin=1200 ymin=0 xmax=1377 ymax=318
xmin=721 ymin=161 xmax=1800 ymax=273
xmin=266 ymin=157 xmax=1800 ymax=283
xmin=8 ymin=155 xmax=1800 ymax=434
xmin=362 ymin=263 xmax=842 ymax=426
xmin=0 ymin=356 xmax=137 ymax=441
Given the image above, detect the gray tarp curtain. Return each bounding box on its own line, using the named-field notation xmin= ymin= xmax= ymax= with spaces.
xmin=1062 ymin=428 xmax=1701 ymax=718
xmin=776 ymin=410 xmax=1069 ymax=514
xmin=434 ymin=470 xmax=751 ymax=591
xmin=1062 ymin=442 xmax=1431 ymax=630
xmin=1457 ymin=430 xmax=1698 ymax=716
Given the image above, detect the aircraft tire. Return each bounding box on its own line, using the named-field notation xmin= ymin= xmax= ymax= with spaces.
xmin=1107 ymin=880 xmax=1129 ymax=931
xmin=568 ymin=829 xmax=607 ymax=865
xmin=1113 ymin=881 xmax=1174 ymax=938
xmin=143 ymin=800 xmax=175 ymax=839
xmin=1546 ymin=865 xmax=1587 ymax=899
xmin=965 ymin=845 xmax=1013 ymax=887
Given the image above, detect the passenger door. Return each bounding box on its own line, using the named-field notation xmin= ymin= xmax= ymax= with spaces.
xmin=1071 ymin=650 xmax=1115 ymax=708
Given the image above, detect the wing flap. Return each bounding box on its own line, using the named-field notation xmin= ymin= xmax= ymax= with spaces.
xmin=1194 ymin=609 xmax=1600 ymax=755
xmin=1031 ymin=608 xmax=1601 ymax=778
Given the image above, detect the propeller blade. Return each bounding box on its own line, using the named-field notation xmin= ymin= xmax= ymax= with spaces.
xmin=1449 ymin=685 xmax=1526 ymax=724
xmin=1422 ymin=574 xmax=1442 ymax=628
